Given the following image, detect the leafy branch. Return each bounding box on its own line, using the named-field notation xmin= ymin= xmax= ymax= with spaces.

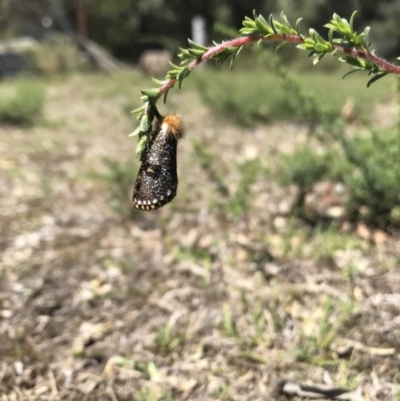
xmin=131 ymin=10 xmax=400 ymax=158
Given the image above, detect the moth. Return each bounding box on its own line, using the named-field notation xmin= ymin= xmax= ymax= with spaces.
xmin=132 ymin=113 xmax=185 ymax=211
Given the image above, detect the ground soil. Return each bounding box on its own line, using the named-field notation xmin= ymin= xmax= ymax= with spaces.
xmin=0 ymin=73 xmax=399 ymax=400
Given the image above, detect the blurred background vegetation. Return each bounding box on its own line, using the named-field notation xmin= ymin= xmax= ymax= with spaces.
xmin=1 ymin=0 xmax=400 ymax=230
xmin=2 ymin=0 xmax=400 ymax=60
xmin=1 ymin=1 xmax=400 ymax=400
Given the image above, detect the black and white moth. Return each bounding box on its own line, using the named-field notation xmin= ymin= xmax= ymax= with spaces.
xmin=132 ymin=113 xmax=185 ymax=211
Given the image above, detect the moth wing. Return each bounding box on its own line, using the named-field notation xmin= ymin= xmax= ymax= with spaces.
xmin=132 ymin=132 xmax=178 ymax=211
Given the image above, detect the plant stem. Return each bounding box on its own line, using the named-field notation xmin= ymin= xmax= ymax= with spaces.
xmin=157 ymin=33 xmax=400 ymax=98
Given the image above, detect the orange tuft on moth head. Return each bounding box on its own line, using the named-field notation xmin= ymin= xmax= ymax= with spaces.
xmin=158 ymin=113 xmax=185 ymax=140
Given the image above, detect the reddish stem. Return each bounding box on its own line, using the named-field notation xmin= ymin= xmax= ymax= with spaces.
xmin=158 ymin=33 xmax=400 ymax=96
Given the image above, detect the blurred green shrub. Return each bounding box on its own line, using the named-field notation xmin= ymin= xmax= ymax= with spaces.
xmin=194 ymin=66 xmax=354 ymax=127
xmin=276 ymin=123 xmax=400 ymax=230
xmin=270 ymin=57 xmax=400 ymax=230
xmin=277 ymin=147 xmax=334 ymax=216
xmin=340 ymin=129 xmax=400 ymax=229
xmin=27 ymin=35 xmax=82 ymax=77
xmin=0 ymin=78 xmax=46 ymax=125
xmin=194 ymin=68 xmax=292 ymax=126
xmin=193 ymin=48 xmax=390 ymax=128
xmin=277 ymin=148 xmax=332 ymax=190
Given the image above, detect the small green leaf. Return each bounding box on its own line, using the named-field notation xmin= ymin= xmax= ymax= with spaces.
xmin=273 ymin=21 xmax=285 ymax=31
xmin=140 ymin=115 xmax=151 ymax=134
xmin=132 ymin=105 xmax=145 ymax=115
xmin=140 ymin=88 xmax=160 ymax=99
xmin=313 ymin=53 xmax=324 ymax=65
xmin=163 ymin=89 xmax=169 ymax=104
xmin=178 ymin=49 xmax=191 ymax=59
xmin=128 ymin=126 xmax=141 ymax=137
xmin=151 ymin=77 xmax=167 ymax=85
xmin=240 ymin=28 xmax=254 ymax=35
xmin=280 ymin=11 xmax=291 ymax=28
xmin=298 ymin=43 xmax=315 ymax=51
xmin=180 ymin=57 xmax=193 ymax=65
xmin=367 ymin=72 xmax=387 ymax=87
xmin=168 ymin=61 xmax=182 ymax=70
xmin=279 ymin=25 xmax=293 ymax=35
xmin=295 ymin=17 xmax=303 ymax=34
xmin=324 ymin=23 xmax=336 ymax=31
xmin=188 ymin=38 xmax=207 ymax=51
xmin=257 ymin=14 xmax=271 ymax=31
xmin=230 ymin=45 xmax=243 ymax=70
xmin=342 ymin=68 xmax=362 ymax=79
xmin=337 ymin=20 xmax=352 ymax=36
xmin=176 ymin=67 xmax=191 ymax=81
xmin=242 ymin=20 xmax=256 ymax=28
xmin=136 ymin=135 xmax=149 ymax=160
xmin=215 ymin=52 xmax=231 ymax=67
xmin=315 ymin=42 xmax=330 ymax=52
xmin=269 ymin=14 xmax=278 ymax=34
xmin=310 ymin=28 xmax=325 ymax=44
xmin=349 ymin=10 xmax=357 ymax=32
xmin=296 ymin=44 xmax=308 ymax=50
xmin=328 ymin=28 xmax=333 ymax=43
xmin=341 ymin=18 xmax=351 ymax=31
xmin=188 ymin=48 xmax=205 ymax=57
xmin=339 ymin=56 xmax=364 ymax=68
xmin=255 ymin=17 xmax=271 ymax=35
xmin=276 ymin=41 xmax=287 ymax=51
xmin=360 ymin=26 xmax=371 ymax=48
xmin=304 ymin=37 xmax=316 ymax=45
xmin=179 ymin=47 xmax=190 ymax=55
xmin=166 ymin=70 xmax=180 ymax=79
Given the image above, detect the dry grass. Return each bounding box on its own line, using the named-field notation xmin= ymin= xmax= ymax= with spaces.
xmin=0 ymin=70 xmax=399 ymax=401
